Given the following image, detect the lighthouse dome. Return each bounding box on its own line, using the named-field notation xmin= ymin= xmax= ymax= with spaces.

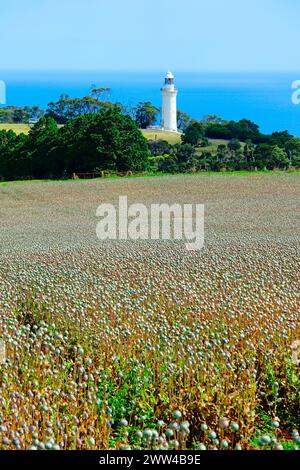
xmin=164 ymin=70 xmax=175 ymax=86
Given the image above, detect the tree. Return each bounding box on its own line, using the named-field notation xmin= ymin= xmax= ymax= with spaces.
xmin=254 ymin=144 xmax=289 ymax=170
xmin=243 ymin=140 xmax=255 ymax=163
xmin=0 ymin=109 xmax=13 ymax=123
xmin=209 ymin=156 xmax=223 ymax=172
xmin=134 ymin=102 xmax=160 ymax=129
xmin=177 ymin=110 xmax=191 ymax=131
xmin=148 ymin=139 xmax=171 ymax=157
xmin=0 ymin=130 xmax=18 ymax=179
xmin=198 ymin=137 xmax=209 ymax=147
xmin=24 ymin=117 xmax=59 ymax=178
xmin=0 ymin=105 xmax=44 ymax=124
xmin=230 ymin=119 xmax=260 ymax=141
xmin=269 ymin=146 xmax=290 ymax=169
xmin=205 ymin=118 xmax=261 ymax=142
xmin=59 ymin=108 xmax=150 ymax=173
xmin=216 ymin=144 xmax=228 ymax=163
xmin=174 ymin=144 xmax=196 ymax=172
xmin=202 ymin=115 xmax=224 ymax=124
xmin=284 ymin=137 xmax=300 ymax=163
xmin=45 ymin=91 xmax=116 ymax=124
xmin=45 ymin=94 xmax=72 ymax=124
xmin=227 ymin=138 xmax=241 ymax=156
xmin=28 ymin=105 xmax=44 ymax=121
xmin=90 ymin=86 xmax=111 ymax=101
xmin=158 ymin=156 xmax=179 ymax=173
xmin=0 ymin=130 xmax=28 ymax=180
xmin=182 ymin=121 xmax=204 ymax=146
xmin=0 ymin=108 xmax=150 ymax=180
xmin=205 ymin=122 xmax=232 ymax=140
xmin=269 ymin=130 xmax=293 ymax=146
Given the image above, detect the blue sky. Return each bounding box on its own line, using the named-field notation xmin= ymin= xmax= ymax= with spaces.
xmin=0 ymin=0 xmax=299 ymax=71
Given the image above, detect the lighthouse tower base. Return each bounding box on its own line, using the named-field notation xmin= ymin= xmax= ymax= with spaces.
xmin=161 ymin=126 xmax=181 ymax=134
xmin=146 ymin=125 xmax=182 ymax=135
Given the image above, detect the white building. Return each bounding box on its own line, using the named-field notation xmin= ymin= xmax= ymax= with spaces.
xmin=161 ymin=71 xmax=178 ymax=133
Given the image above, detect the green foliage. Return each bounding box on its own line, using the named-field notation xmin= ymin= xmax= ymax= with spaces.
xmin=204 ymin=118 xmax=261 ymax=142
xmin=60 ymin=109 xmax=149 ymax=173
xmin=134 ymin=102 xmax=160 ymax=129
xmin=147 ymin=139 xmax=171 ymax=157
xmin=176 ymin=143 xmax=196 ymax=171
xmin=156 ymin=144 xmax=196 ymax=173
xmin=0 ymin=108 xmax=149 ymax=180
xmin=254 ymin=144 xmax=290 ymax=170
xmin=1 ymin=99 xmax=300 ymax=181
xmin=0 ymin=105 xmax=43 ymax=124
xmin=45 ymin=90 xmax=115 ymax=124
xmin=228 ymin=138 xmax=241 ymax=152
xmin=177 ymin=110 xmax=191 ymax=131
xmin=284 ymin=137 xmax=300 ymax=164
xmin=158 ymin=155 xmax=179 ymax=173
xmin=198 ymin=137 xmax=209 ymax=147
xmin=24 ymin=117 xmax=59 ymax=178
xmin=269 ymin=130 xmax=293 ymax=146
xmin=152 ymin=134 xmax=297 ymax=174
xmin=0 ymin=129 xmax=28 ymax=180
xmin=182 ymin=121 xmax=204 ymax=146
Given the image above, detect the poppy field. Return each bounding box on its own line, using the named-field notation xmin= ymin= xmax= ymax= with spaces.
xmin=0 ymin=174 xmax=299 ymax=450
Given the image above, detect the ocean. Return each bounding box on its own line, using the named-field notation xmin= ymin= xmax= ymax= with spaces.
xmin=1 ymin=70 xmax=300 ymax=136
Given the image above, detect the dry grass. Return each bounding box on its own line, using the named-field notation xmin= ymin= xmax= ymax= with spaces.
xmin=141 ymin=129 xmax=182 ymax=144
xmin=0 ymin=123 xmax=30 ymax=134
xmin=0 ymin=174 xmax=299 ymax=450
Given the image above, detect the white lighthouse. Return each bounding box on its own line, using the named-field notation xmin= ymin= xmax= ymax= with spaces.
xmin=161 ymin=71 xmax=178 ymax=132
